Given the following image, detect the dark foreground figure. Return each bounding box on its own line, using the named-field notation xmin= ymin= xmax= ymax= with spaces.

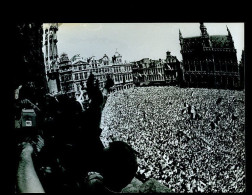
xmin=15 ymin=77 xmax=138 ymax=193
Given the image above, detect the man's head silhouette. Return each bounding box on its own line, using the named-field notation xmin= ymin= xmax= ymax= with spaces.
xmin=101 ymin=141 xmax=138 ymax=192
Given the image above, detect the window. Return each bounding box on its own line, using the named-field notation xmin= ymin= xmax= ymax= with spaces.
xmin=221 ymin=63 xmax=226 ymax=71
xmin=80 ymin=73 xmax=83 ymax=80
xmin=75 ymin=74 xmax=79 ymax=80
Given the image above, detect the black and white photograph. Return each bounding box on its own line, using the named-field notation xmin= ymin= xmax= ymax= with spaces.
xmin=11 ymin=22 xmax=246 ymax=193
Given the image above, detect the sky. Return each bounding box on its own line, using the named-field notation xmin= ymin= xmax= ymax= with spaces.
xmin=47 ymin=23 xmax=244 ymax=62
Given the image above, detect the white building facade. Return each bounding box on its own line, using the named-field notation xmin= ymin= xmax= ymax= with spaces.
xmin=58 ymin=52 xmax=134 ymax=104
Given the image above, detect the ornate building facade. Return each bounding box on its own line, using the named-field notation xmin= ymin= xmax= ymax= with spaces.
xmin=179 ymin=23 xmax=240 ymax=89
xmin=239 ymin=50 xmax=244 ymax=89
xmin=132 ymin=58 xmax=166 ymax=86
xmin=43 ymin=23 xmax=61 ymax=94
xmin=132 ymin=51 xmax=181 ymax=86
xmin=111 ymin=52 xmax=134 ymax=91
xmin=58 ymin=52 xmax=134 ymax=104
xmin=164 ymin=51 xmax=182 ymax=85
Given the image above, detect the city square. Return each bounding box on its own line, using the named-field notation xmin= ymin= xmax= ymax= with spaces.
xmin=12 ymin=22 xmax=245 ymax=193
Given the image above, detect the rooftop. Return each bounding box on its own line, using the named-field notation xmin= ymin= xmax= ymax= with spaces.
xmin=210 ymin=35 xmax=232 ymax=48
xmin=182 ymin=35 xmax=233 ymax=49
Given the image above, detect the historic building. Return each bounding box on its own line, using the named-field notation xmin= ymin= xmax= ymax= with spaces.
xmin=164 ymin=51 xmax=182 ymax=85
xmin=179 ymin=23 xmax=240 ymax=89
xmin=58 ymin=52 xmax=134 ymax=105
xmin=132 ymin=58 xmax=165 ymax=86
xmin=43 ymin=23 xmax=61 ymax=94
xmin=239 ymin=50 xmax=244 ymax=89
xmin=111 ymin=52 xmax=134 ymax=91
xmin=132 ymin=51 xmax=181 ymax=86
xmin=87 ymin=55 xmax=113 ymax=90
xmin=131 ymin=59 xmax=147 ymax=86
xmin=58 ymin=53 xmax=75 ymax=98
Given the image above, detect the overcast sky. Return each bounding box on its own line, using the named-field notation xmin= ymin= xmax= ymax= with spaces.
xmin=50 ymin=23 xmax=244 ymax=62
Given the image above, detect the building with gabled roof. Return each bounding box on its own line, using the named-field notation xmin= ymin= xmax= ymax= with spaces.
xmin=58 ymin=51 xmax=134 ymax=107
xmin=131 ymin=51 xmax=181 ymax=86
xmin=179 ymin=23 xmax=240 ymax=89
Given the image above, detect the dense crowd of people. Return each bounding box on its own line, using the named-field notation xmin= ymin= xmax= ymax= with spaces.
xmin=100 ymin=86 xmax=245 ymax=193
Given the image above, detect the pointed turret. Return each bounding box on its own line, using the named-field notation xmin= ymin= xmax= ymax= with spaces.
xmin=43 ymin=23 xmax=60 ymax=94
xmin=200 ymin=22 xmax=212 ymax=47
xmin=226 ymin=25 xmax=234 ymax=48
xmin=226 ymin=25 xmax=232 ymax=37
xmin=179 ymin=29 xmax=183 ymax=40
xmin=44 ymin=28 xmax=49 ymax=65
xmin=200 ymin=22 xmax=209 ymax=37
xmin=179 ymin=29 xmax=183 ymax=46
xmin=179 ymin=29 xmax=182 ymax=38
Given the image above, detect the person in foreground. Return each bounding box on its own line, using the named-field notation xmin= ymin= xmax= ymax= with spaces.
xmin=17 ymin=142 xmax=45 ymax=193
xmin=17 ymin=139 xmax=138 ymax=193
xmin=15 ymin=75 xmax=138 ymax=193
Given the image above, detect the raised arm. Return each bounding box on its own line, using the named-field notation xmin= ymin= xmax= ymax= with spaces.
xmin=17 ymin=142 xmax=45 ymax=193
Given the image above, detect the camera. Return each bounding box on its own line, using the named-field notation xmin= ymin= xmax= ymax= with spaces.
xmin=15 ymin=109 xmax=37 ymax=128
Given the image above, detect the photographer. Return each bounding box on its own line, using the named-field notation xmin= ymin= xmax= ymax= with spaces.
xmin=17 ymin=139 xmax=138 ymax=193
xmin=15 ymin=78 xmax=138 ymax=193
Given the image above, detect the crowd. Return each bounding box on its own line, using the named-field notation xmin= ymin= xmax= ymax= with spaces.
xmin=100 ymin=86 xmax=245 ymax=193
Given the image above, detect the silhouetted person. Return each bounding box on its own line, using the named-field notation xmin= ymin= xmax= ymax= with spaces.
xmin=216 ymin=97 xmax=222 ymax=105
xmin=105 ymin=75 xmax=114 ymax=94
xmin=16 ymin=69 xmax=139 ymax=193
xmin=17 ymin=139 xmax=138 ymax=193
xmin=210 ymin=121 xmax=215 ymax=130
xmin=187 ymin=105 xmax=191 ymax=114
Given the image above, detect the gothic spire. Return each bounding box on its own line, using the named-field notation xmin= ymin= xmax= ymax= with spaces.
xmin=179 ymin=29 xmax=183 ymax=45
xmin=226 ymin=25 xmax=234 ymax=47
xmin=226 ymin=25 xmax=232 ymax=37
xmin=179 ymin=29 xmax=183 ymax=38
xmin=200 ymin=22 xmax=209 ymax=37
